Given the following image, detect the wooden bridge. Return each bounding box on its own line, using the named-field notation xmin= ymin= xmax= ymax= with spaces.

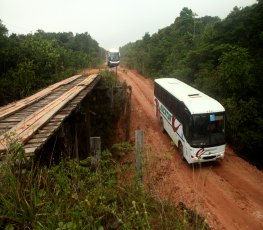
xmin=0 ymin=73 xmax=101 ymax=158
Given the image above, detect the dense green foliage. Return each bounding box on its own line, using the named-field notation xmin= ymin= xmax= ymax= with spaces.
xmin=0 ymin=23 xmax=105 ymax=106
xmin=120 ymin=1 xmax=263 ymax=166
xmin=0 ymin=147 xmax=208 ymax=229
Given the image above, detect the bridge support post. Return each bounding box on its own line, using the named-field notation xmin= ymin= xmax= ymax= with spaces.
xmin=73 ymin=101 xmax=91 ymax=161
xmin=74 ymin=122 xmax=79 ymax=162
xmin=90 ymin=137 xmax=101 ymax=170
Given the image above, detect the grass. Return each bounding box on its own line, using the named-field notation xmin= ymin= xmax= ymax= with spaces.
xmin=0 ymin=143 xmax=210 ymax=230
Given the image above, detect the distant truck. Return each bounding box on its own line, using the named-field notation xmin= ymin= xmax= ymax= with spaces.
xmin=106 ymin=48 xmax=120 ymax=67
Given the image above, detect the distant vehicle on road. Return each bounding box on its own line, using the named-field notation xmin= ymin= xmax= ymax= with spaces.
xmin=106 ymin=48 xmax=120 ymax=67
xmin=154 ymin=78 xmax=225 ymax=164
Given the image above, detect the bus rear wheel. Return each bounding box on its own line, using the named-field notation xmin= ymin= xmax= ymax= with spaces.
xmin=178 ymin=142 xmax=184 ymax=160
xmin=160 ymin=118 xmax=165 ymax=133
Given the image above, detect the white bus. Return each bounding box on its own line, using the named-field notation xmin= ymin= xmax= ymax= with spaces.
xmin=106 ymin=48 xmax=120 ymax=67
xmin=154 ymin=78 xmax=225 ymax=164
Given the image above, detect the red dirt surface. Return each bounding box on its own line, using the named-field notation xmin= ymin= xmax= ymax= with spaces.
xmin=117 ymin=67 xmax=263 ymax=230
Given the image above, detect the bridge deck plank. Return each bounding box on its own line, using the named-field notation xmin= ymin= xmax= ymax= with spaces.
xmin=0 ymin=74 xmax=82 ymax=120
xmin=27 ymin=138 xmax=48 ymax=144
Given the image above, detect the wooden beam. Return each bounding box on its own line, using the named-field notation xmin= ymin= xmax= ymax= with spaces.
xmin=135 ymin=129 xmax=144 ymax=185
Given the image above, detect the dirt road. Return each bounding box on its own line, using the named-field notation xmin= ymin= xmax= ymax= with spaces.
xmin=117 ymin=67 xmax=263 ymax=230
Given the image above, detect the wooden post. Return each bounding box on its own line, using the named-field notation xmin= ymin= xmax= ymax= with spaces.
xmin=135 ymin=129 xmax=144 ymax=185
xmin=90 ymin=137 xmax=101 ymax=170
xmin=74 ymin=118 xmax=79 ymax=163
xmin=111 ymin=86 xmax=114 ymax=109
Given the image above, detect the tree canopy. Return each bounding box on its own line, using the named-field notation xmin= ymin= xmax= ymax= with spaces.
xmin=0 ymin=21 xmax=104 ymax=106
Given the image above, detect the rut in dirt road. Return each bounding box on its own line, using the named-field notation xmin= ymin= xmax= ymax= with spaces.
xmin=117 ymin=67 xmax=263 ymax=230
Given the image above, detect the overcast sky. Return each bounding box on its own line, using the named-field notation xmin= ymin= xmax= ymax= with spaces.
xmin=0 ymin=0 xmax=257 ymax=49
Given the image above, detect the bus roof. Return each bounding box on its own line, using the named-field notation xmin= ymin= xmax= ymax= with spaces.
xmin=107 ymin=48 xmax=119 ymax=53
xmin=154 ymin=78 xmax=225 ymax=114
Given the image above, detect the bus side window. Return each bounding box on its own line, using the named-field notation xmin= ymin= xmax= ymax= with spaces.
xmin=171 ymin=100 xmax=176 ymax=116
xmin=183 ymin=109 xmax=191 ymax=141
xmin=177 ymin=101 xmax=184 ymax=122
xmin=167 ymin=93 xmax=173 ymax=112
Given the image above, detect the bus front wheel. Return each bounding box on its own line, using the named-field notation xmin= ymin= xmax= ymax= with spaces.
xmin=178 ymin=142 xmax=184 ymax=160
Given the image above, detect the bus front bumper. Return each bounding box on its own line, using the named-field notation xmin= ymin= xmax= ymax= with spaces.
xmin=189 ymin=151 xmax=224 ymax=164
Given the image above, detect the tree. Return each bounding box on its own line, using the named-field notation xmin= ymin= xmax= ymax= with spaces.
xmin=218 ymin=46 xmax=254 ymax=98
xmin=0 ymin=20 xmax=9 ymax=75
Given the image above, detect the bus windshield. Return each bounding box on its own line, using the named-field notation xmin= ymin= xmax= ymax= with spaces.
xmin=191 ymin=113 xmax=225 ymax=147
xmin=109 ymin=52 xmax=120 ymax=61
